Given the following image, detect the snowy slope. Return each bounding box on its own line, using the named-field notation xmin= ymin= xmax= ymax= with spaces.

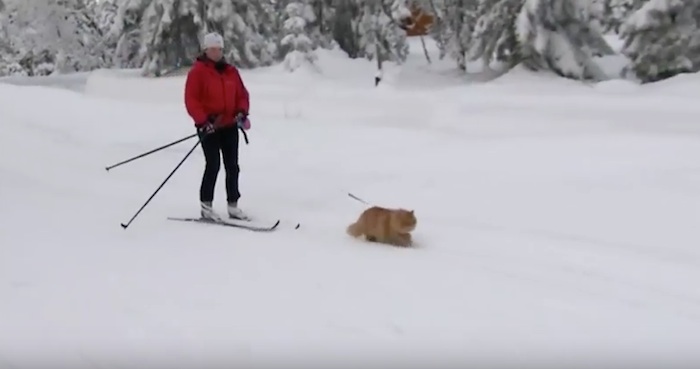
xmin=2 ymin=39 xmax=700 ymax=368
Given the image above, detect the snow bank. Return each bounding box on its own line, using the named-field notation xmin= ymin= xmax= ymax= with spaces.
xmin=594 ymin=53 xmax=630 ymax=79
xmin=592 ymin=78 xmax=641 ymax=94
xmin=84 ymin=68 xmax=186 ymax=104
xmin=633 ymin=69 xmax=700 ymax=96
xmin=0 ymin=71 xmax=93 ymax=92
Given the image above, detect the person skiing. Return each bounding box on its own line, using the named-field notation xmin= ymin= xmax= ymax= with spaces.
xmin=184 ymin=32 xmax=251 ymax=221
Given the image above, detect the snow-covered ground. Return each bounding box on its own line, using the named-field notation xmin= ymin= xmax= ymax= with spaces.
xmin=2 ymin=38 xmax=700 ymax=368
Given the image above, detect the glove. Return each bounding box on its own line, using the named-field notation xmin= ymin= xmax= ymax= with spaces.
xmin=197 ymin=115 xmax=218 ymax=135
xmin=235 ymin=111 xmax=250 ymax=130
xmin=198 ymin=122 xmax=216 ymax=135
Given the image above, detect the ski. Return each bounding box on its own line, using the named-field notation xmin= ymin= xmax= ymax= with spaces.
xmin=167 ymin=216 xmax=281 ymax=232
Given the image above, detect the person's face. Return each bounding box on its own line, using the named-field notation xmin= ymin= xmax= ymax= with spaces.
xmin=205 ymin=47 xmax=223 ymax=62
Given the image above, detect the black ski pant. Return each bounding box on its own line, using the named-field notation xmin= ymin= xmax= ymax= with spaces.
xmin=198 ymin=126 xmax=240 ymax=204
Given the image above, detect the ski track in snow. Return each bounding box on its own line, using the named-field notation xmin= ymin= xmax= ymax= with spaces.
xmin=2 ymin=39 xmax=700 ymax=368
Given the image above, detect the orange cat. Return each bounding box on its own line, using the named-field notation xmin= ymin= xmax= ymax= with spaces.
xmin=346 ymin=206 xmax=417 ymax=247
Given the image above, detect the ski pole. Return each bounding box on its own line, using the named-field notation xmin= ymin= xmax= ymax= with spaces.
xmin=240 ymin=127 xmax=249 ymax=145
xmin=105 ymin=133 xmax=198 ymax=171
xmin=120 ymin=138 xmax=202 ymax=229
xmin=348 ymin=192 xmax=370 ymax=205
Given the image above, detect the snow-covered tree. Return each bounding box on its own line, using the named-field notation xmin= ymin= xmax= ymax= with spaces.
xmin=423 ymin=0 xmax=479 ymax=71
xmin=51 ymin=0 xmax=106 ymax=73
xmin=0 ymin=0 xmax=10 ymax=56
xmin=310 ymin=0 xmax=337 ymax=49
xmin=357 ymin=2 xmax=383 ymax=60
xmin=205 ymin=0 xmax=278 ymax=70
xmin=93 ymin=0 xmax=121 ymax=35
xmin=384 ymin=0 xmax=413 ymax=61
xmin=328 ymin=0 xmax=361 ymax=57
xmin=0 ymin=0 xmax=23 ymax=76
xmin=2 ymin=0 xmax=106 ymax=76
xmin=259 ymin=0 xmax=287 ymax=54
xmin=111 ymin=0 xmax=151 ymax=69
xmin=139 ymin=0 xmax=207 ymax=76
xmin=356 ymin=0 xmax=411 ymax=62
xmin=109 ymin=0 xmax=280 ymax=76
xmin=281 ymin=1 xmax=318 ymax=72
xmin=89 ymin=0 xmax=123 ymax=67
xmin=468 ymin=0 xmax=524 ymax=70
xmin=516 ymin=0 xmax=616 ymax=81
xmin=603 ymin=0 xmax=649 ymax=33
xmin=585 ymin=0 xmax=608 ymax=32
xmin=620 ymin=0 xmax=700 ymax=83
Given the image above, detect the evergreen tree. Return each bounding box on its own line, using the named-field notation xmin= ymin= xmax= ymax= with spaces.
xmin=310 ymin=0 xmax=337 ymax=48
xmin=0 ymin=0 xmax=10 ymax=58
xmin=2 ymin=0 xmax=105 ymax=76
xmin=0 ymin=0 xmax=23 ymax=76
xmin=92 ymin=0 xmax=121 ymax=35
xmin=90 ymin=0 xmax=123 ymax=67
xmin=468 ymin=0 xmax=524 ymax=70
xmin=584 ymin=0 xmax=609 ymax=34
xmin=206 ymin=0 xmax=278 ymax=69
xmin=384 ymin=0 xmax=413 ymax=61
xmin=251 ymin=0 xmax=283 ymax=61
xmin=110 ymin=0 xmax=279 ymax=76
xmin=444 ymin=0 xmax=478 ymax=71
xmin=357 ymin=1 xmax=384 ymax=61
xmin=281 ymin=0 xmax=318 ymax=72
xmin=226 ymin=0 xmax=279 ymax=67
xmin=356 ymin=0 xmax=410 ymax=63
xmin=620 ymin=0 xmax=700 ymax=83
xmin=329 ymin=0 xmax=361 ymax=58
xmin=423 ymin=0 xmax=479 ymax=71
xmin=516 ymin=0 xmax=616 ymax=81
xmin=112 ymin=0 xmax=151 ymax=69
xmin=52 ymin=0 xmax=106 ymax=73
xmin=140 ymin=0 xmax=207 ymax=76
xmin=604 ymin=0 xmax=649 ymax=33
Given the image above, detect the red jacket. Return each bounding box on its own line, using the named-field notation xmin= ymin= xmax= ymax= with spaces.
xmin=184 ymin=56 xmax=250 ymax=127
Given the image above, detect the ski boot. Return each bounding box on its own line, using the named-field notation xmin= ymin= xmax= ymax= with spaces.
xmin=227 ymin=202 xmax=251 ymax=221
xmin=200 ymin=201 xmax=222 ymax=222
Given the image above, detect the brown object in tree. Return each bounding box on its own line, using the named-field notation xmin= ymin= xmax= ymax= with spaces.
xmin=405 ymin=4 xmax=434 ymax=37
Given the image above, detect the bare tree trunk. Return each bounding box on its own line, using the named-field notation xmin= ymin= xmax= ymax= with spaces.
xmin=420 ymin=35 xmax=431 ymax=64
xmin=375 ymin=41 xmax=382 ymax=86
xmin=373 ymin=3 xmax=383 ymax=86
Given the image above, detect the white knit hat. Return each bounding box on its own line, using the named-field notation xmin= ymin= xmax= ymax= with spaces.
xmin=202 ymin=32 xmax=224 ymax=49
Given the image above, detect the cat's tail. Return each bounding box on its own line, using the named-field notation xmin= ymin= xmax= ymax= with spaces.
xmin=346 ymin=221 xmax=363 ymax=238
